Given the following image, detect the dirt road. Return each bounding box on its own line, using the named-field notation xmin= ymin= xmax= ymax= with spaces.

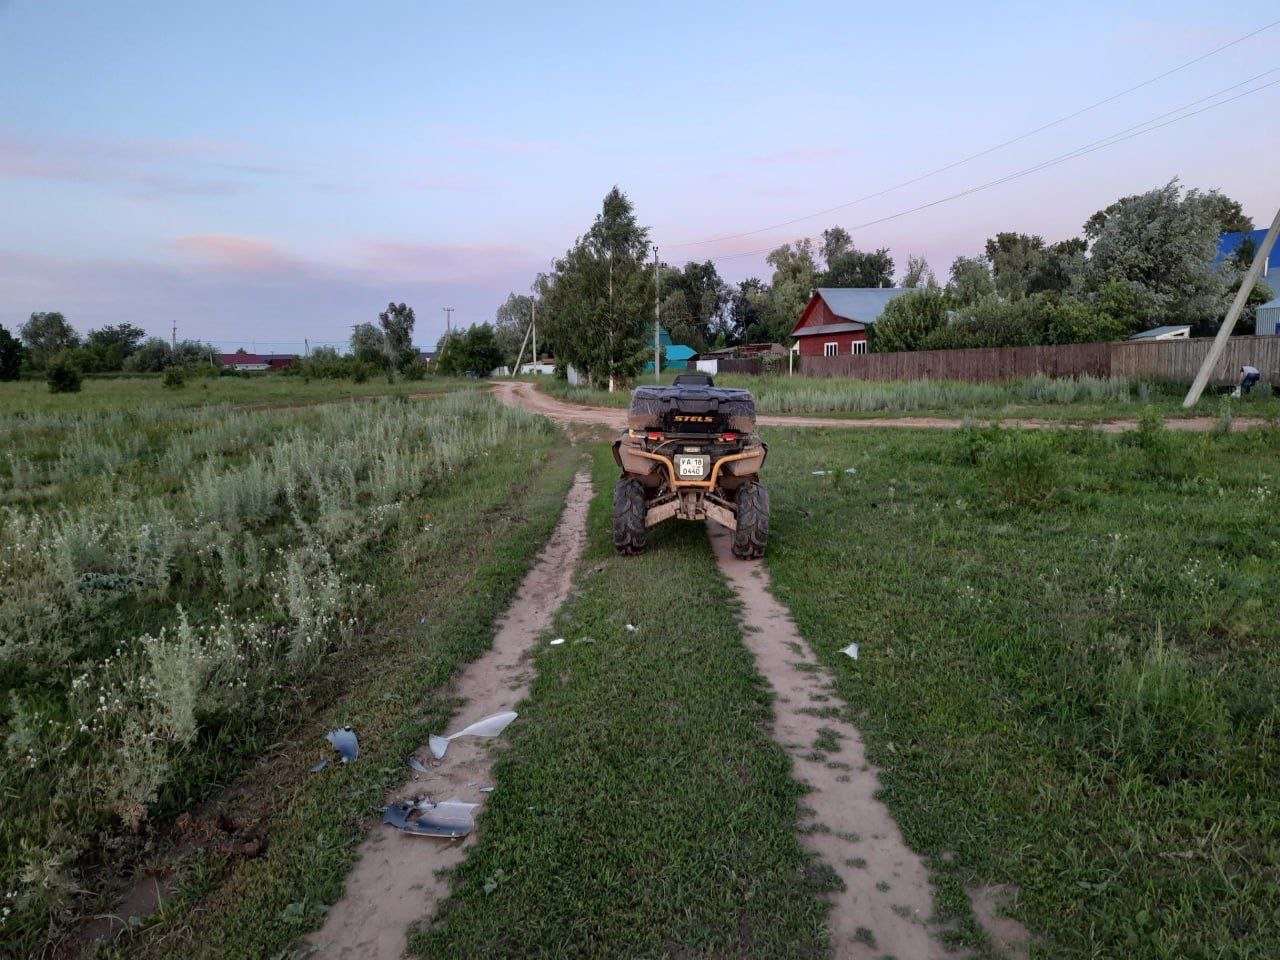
xmin=309 ymin=470 xmax=593 ymax=960
xmin=491 ymin=379 xmax=1265 ymax=433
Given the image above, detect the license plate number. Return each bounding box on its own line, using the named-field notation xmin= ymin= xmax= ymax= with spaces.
xmin=676 ymin=455 xmax=708 ymax=478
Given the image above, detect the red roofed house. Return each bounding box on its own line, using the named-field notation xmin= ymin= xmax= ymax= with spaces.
xmin=791 ymin=287 xmax=916 ymax=358
xmin=217 ymin=350 xmax=270 ymax=371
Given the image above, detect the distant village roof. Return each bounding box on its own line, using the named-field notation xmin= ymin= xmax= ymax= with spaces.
xmin=1128 ymin=325 xmax=1191 ymax=341
xmin=812 ymin=287 xmax=915 ymax=323
xmin=1217 ymin=230 xmax=1280 ymax=274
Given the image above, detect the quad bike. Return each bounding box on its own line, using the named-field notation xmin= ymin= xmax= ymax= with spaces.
xmin=612 ymin=372 xmax=769 ymax=558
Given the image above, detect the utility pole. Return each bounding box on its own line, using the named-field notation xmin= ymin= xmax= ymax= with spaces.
xmin=443 ymin=307 xmax=454 ymax=334
xmin=1183 ymin=204 xmax=1280 ymax=407
xmin=531 ymin=300 xmax=538 ymax=373
xmin=304 ymin=337 xmax=310 ymax=358
xmin=653 ymin=244 xmax=660 ymax=383
xmin=171 ymin=320 xmax=177 ymax=351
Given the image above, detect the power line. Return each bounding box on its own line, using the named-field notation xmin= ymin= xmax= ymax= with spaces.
xmin=666 ymin=18 xmax=1280 ymax=249
xmin=703 ymin=71 xmax=1280 ymax=264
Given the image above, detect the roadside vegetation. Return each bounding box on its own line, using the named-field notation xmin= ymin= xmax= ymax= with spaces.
xmin=763 ymin=419 xmax=1280 ymax=957
xmin=0 ymin=373 xmax=474 ymax=417
xmin=411 ymin=447 xmax=836 ymax=958
xmin=0 ymin=386 xmax=558 ymax=954
xmin=538 ymin=372 xmax=1280 ymax=421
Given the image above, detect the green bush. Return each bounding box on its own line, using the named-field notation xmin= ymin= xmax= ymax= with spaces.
xmin=46 ymin=360 xmax=82 ymax=394
xmin=400 ymin=359 xmax=428 ymax=381
xmin=872 ymin=288 xmax=949 ymax=353
xmin=161 ymin=367 xmax=186 ymax=390
xmin=1044 ymin=297 xmax=1129 ymax=345
xmin=983 ymin=429 xmax=1062 ymax=508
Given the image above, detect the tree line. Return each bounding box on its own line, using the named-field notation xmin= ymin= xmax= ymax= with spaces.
xmin=485 ymin=178 xmax=1266 ymax=381
xmin=873 ymin=180 xmax=1267 ymax=353
xmin=0 ymin=313 xmax=217 ymax=383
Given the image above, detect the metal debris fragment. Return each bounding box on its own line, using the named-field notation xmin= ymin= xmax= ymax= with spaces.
xmin=309 ymin=759 xmax=329 ymax=773
xmin=401 ymin=800 xmax=478 ymax=838
xmin=382 ymin=802 xmax=413 ymax=829
xmin=840 ymin=642 xmax=859 ymax=660
xmin=408 ymin=757 xmax=429 ymax=774
xmin=429 ymin=711 xmax=518 ymax=760
xmin=326 ymin=726 xmax=359 ymax=763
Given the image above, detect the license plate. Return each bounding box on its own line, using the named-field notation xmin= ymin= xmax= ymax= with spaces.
xmin=676 ymin=455 xmax=708 ymax=478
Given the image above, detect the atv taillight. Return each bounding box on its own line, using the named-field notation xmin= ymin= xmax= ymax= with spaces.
xmin=721 ymin=432 xmax=737 ymax=442
xmin=646 ymin=431 xmax=664 ymax=441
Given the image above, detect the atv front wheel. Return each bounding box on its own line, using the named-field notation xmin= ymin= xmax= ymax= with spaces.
xmin=732 ymin=481 xmax=769 ymax=559
xmin=613 ymin=477 xmax=647 ymax=555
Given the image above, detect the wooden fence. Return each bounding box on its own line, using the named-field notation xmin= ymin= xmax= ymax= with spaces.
xmin=800 ymin=336 xmax=1280 ymax=385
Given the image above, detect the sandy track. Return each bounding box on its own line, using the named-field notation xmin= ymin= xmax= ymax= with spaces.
xmin=307 ymin=470 xmax=593 ymax=960
xmin=491 ymin=379 xmax=1266 ymax=433
xmin=708 ymin=524 xmax=952 ymax=959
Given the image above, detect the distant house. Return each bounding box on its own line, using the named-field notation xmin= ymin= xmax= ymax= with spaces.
xmin=644 ymin=326 xmax=696 ymax=372
xmin=261 ymin=353 xmax=296 ymax=369
xmin=1128 ymin=325 xmax=1191 ymax=342
xmin=217 ymin=351 xmax=269 ymax=371
xmin=791 ymin=288 xmax=915 ymax=358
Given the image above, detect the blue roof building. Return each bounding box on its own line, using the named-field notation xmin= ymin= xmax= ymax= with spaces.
xmin=1217 ymin=230 xmax=1280 ymax=280
xmin=644 ymin=326 xmax=697 ymax=371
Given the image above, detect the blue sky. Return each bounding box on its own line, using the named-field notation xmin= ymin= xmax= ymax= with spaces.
xmin=1 ymin=1 xmax=1276 ymax=351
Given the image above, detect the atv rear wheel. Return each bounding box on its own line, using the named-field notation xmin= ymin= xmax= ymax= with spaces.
xmin=732 ymin=481 xmax=769 ymax=559
xmin=613 ymin=477 xmax=647 ymax=555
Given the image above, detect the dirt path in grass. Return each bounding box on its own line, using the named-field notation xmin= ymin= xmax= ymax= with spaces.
xmin=307 ymin=469 xmax=593 ymax=960
xmin=492 ymin=379 xmax=1267 ymax=433
xmin=708 ymin=523 xmax=952 ymax=960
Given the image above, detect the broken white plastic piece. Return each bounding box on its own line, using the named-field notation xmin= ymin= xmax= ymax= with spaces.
xmin=549 ymin=638 xmax=565 ymax=646
xmin=840 ymin=642 xmax=859 ymax=660
xmin=625 ymin=623 xmax=638 ymax=632
xmin=812 ymin=470 xmax=827 ymax=476
xmin=325 ymin=726 xmax=359 ymax=763
xmin=403 ymin=800 xmax=478 ymax=838
xmin=844 ymin=467 xmax=857 ymax=475
xmin=429 ymin=711 xmax=518 ymax=760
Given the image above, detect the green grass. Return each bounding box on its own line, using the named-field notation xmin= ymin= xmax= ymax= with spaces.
xmin=538 ymin=373 xmax=1280 ymax=422
xmin=409 ymin=445 xmax=835 ymax=959
xmin=762 ymin=421 xmax=1280 ymax=958
xmin=110 ymin=431 xmax=582 ymax=960
xmin=0 ymin=383 xmax=556 ymax=954
xmin=0 ymin=371 xmax=473 ymax=416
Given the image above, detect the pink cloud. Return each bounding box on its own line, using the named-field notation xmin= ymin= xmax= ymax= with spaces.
xmin=0 ymin=131 xmax=265 ymax=196
xmin=169 ymin=234 xmax=300 ymax=272
xmin=355 ymin=240 xmax=534 ymax=283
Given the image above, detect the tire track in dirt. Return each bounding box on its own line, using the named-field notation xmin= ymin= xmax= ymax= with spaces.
xmin=307 ymin=470 xmax=593 ymax=960
xmin=707 ymin=523 xmax=953 ymax=960
xmin=491 ymin=378 xmax=1268 ymax=433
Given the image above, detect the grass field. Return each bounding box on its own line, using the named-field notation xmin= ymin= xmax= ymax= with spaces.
xmin=763 ymin=420 xmax=1280 ymax=957
xmin=0 ymin=380 xmax=567 ymax=955
xmin=5 ymin=371 xmax=1277 ymax=958
xmin=538 ymin=373 xmax=1280 ymax=422
xmin=411 ymin=446 xmax=835 ymax=958
xmin=0 ymin=372 xmax=477 ymax=417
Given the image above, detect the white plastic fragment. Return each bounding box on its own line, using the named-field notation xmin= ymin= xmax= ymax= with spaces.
xmin=429 ymin=711 xmax=518 ymax=760
xmin=625 ymin=623 xmax=638 ymax=632
xmin=309 ymin=759 xmax=329 ymax=773
xmin=812 ymin=470 xmax=827 ymax=476
xmin=549 ymin=638 xmax=565 ymax=646
xmin=325 ymin=726 xmax=359 ymax=763
xmin=840 ymin=642 xmax=859 ymax=660
xmin=402 ymin=800 xmax=478 ymax=838
xmin=844 ymin=467 xmax=858 ymax=475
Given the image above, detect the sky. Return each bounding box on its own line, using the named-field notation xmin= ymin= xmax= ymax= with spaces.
xmin=1 ymin=1 xmax=1277 ymax=352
